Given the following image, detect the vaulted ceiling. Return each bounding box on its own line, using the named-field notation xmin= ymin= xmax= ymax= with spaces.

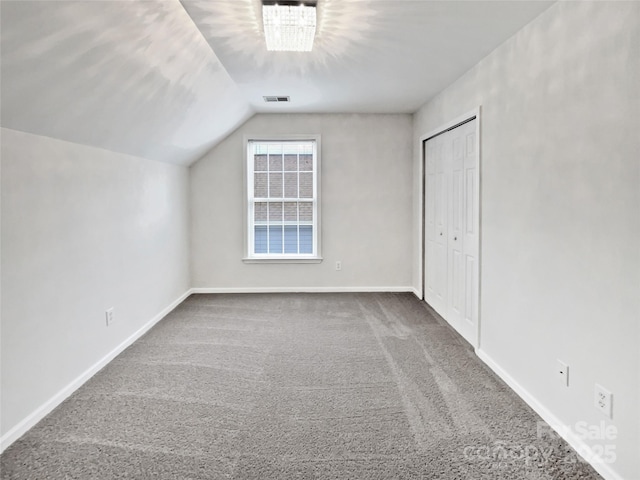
xmin=0 ymin=0 xmax=554 ymax=166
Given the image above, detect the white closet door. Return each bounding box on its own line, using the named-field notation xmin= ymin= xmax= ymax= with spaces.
xmin=447 ymin=127 xmax=465 ymax=328
xmin=424 ymin=118 xmax=478 ymax=347
xmin=461 ymin=120 xmax=479 ymax=344
xmin=424 ymin=133 xmax=448 ymax=317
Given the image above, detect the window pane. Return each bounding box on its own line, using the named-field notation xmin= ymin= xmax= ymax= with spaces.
xmin=284 ymin=225 xmax=298 ymax=254
xmin=284 ymin=202 xmax=297 ymax=221
xmin=254 ymin=173 xmax=267 ymax=197
xmin=269 ymin=202 xmax=283 ymax=221
xmin=269 ymin=154 xmax=282 ymax=171
xmin=269 ymin=172 xmax=283 ymax=197
xmin=299 ymin=154 xmax=313 ymax=171
xmin=254 ymin=226 xmax=268 ymax=253
xmin=284 ymin=172 xmax=297 ymax=198
xmin=254 ymin=202 xmax=267 ymax=222
xmin=299 ymin=202 xmax=313 ymax=221
xmin=299 ymin=226 xmax=313 ymax=254
xmin=254 ymin=154 xmax=267 ymax=171
xmin=269 ymin=225 xmax=283 ymax=253
xmin=299 ymin=172 xmax=313 ymax=198
xmin=284 ymin=154 xmax=297 ymax=171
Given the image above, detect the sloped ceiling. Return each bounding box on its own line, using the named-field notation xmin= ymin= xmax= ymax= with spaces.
xmin=0 ymin=0 xmax=253 ymax=166
xmin=0 ymin=0 xmax=553 ymax=166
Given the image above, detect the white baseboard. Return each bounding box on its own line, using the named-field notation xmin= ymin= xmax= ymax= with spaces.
xmin=476 ymin=349 xmax=624 ymax=480
xmin=191 ymin=286 xmax=416 ymax=294
xmin=0 ymin=289 xmax=193 ymax=454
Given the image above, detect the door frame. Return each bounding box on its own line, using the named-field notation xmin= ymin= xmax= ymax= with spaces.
xmin=420 ymin=107 xmax=482 ymax=349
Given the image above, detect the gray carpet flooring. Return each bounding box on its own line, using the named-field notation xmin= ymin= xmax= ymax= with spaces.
xmin=1 ymin=293 xmax=602 ymax=479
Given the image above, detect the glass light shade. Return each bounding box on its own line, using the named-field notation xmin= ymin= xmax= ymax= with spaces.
xmin=263 ymin=4 xmax=316 ymax=52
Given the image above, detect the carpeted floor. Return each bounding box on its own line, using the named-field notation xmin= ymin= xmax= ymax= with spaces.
xmin=1 ymin=293 xmax=602 ymax=479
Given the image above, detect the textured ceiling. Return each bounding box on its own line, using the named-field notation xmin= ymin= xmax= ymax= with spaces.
xmin=0 ymin=0 xmax=554 ymax=166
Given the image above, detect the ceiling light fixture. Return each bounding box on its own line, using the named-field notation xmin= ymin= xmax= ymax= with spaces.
xmin=262 ymin=1 xmax=317 ymax=52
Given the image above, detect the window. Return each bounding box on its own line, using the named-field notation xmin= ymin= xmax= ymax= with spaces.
xmin=245 ymin=136 xmax=321 ymax=262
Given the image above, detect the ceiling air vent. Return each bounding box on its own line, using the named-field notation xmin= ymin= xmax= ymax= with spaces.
xmin=263 ymin=96 xmax=290 ymax=103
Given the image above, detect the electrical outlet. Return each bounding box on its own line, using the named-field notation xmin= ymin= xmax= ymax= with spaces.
xmin=556 ymin=360 xmax=569 ymax=386
xmin=105 ymin=307 xmax=114 ymax=327
xmin=335 ymin=261 xmax=342 ymax=271
xmin=594 ymin=384 xmax=613 ymax=418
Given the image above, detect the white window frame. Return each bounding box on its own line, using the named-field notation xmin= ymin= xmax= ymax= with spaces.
xmin=243 ymin=134 xmax=322 ymax=263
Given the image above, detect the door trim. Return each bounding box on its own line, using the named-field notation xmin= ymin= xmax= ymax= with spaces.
xmin=419 ymin=107 xmax=482 ymax=348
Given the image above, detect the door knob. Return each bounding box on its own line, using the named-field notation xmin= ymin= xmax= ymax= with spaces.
xmin=454 ymin=237 xmax=457 ymax=241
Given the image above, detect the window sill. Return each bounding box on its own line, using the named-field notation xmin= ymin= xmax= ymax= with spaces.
xmin=243 ymin=256 xmax=323 ymax=264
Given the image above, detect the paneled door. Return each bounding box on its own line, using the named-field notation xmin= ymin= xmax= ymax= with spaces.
xmin=424 ymin=118 xmax=479 ymax=347
xmin=424 ymin=132 xmax=448 ymax=316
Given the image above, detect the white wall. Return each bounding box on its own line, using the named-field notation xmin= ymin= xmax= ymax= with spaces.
xmin=413 ymin=3 xmax=639 ymax=479
xmin=0 ymin=128 xmax=191 ymax=444
xmin=191 ymin=113 xmax=414 ymax=291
